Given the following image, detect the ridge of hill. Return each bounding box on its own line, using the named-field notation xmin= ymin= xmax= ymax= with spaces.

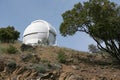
xmin=0 ymin=43 xmax=120 ymax=80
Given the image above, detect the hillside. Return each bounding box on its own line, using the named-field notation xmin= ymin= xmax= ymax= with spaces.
xmin=0 ymin=43 xmax=120 ymax=80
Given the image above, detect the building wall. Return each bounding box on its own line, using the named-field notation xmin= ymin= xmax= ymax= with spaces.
xmin=23 ymin=31 xmax=56 ymax=46
xmin=48 ymin=32 xmax=56 ymax=45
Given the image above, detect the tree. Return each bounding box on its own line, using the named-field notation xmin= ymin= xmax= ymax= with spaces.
xmin=0 ymin=26 xmax=20 ymax=43
xmin=88 ymin=44 xmax=99 ymax=53
xmin=60 ymin=0 xmax=120 ymax=61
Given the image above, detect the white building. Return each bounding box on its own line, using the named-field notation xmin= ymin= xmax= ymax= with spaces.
xmin=23 ymin=20 xmax=57 ymax=46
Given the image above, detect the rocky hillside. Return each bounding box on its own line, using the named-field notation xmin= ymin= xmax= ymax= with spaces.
xmin=0 ymin=43 xmax=120 ymax=80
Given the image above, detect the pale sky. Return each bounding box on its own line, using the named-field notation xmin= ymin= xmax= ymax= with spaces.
xmin=0 ymin=0 xmax=120 ymax=51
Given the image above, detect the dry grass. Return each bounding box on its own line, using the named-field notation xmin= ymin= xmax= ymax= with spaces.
xmin=0 ymin=42 xmax=120 ymax=79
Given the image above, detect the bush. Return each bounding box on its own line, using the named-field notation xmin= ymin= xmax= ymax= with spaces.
xmin=7 ymin=60 xmax=16 ymax=69
xmin=0 ymin=45 xmax=6 ymax=54
xmin=7 ymin=60 xmax=17 ymax=72
xmin=57 ymin=50 xmax=66 ymax=63
xmin=6 ymin=45 xmax=18 ymax=54
xmin=33 ymin=65 xmax=46 ymax=73
xmin=20 ymin=44 xmax=35 ymax=52
xmin=21 ymin=53 xmax=33 ymax=62
xmin=21 ymin=53 xmax=40 ymax=63
xmin=0 ymin=26 xmax=20 ymax=43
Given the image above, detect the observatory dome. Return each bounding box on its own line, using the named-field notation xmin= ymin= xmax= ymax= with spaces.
xmin=23 ymin=20 xmax=57 ymax=46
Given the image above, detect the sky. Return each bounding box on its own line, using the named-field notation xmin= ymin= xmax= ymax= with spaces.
xmin=0 ymin=0 xmax=120 ymax=52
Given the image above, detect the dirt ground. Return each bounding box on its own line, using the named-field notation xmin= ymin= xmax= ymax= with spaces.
xmin=0 ymin=44 xmax=120 ymax=80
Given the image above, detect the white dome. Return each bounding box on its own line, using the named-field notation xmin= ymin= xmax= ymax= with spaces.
xmin=23 ymin=20 xmax=57 ymax=46
xmin=23 ymin=20 xmax=56 ymax=36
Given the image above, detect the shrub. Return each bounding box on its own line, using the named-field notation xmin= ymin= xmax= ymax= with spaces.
xmin=0 ymin=45 xmax=6 ymax=54
xmin=21 ymin=53 xmax=40 ymax=63
xmin=20 ymin=44 xmax=35 ymax=52
xmin=0 ymin=26 xmax=20 ymax=43
xmin=33 ymin=65 xmax=46 ymax=73
xmin=21 ymin=53 xmax=33 ymax=62
xmin=6 ymin=45 xmax=18 ymax=54
xmin=7 ymin=60 xmax=17 ymax=72
xmin=7 ymin=60 xmax=16 ymax=69
xmin=57 ymin=50 xmax=66 ymax=63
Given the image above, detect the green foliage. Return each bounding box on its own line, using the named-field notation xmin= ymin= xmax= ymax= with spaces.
xmin=7 ymin=60 xmax=16 ymax=69
xmin=20 ymin=44 xmax=35 ymax=52
xmin=0 ymin=44 xmax=18 ymax=54
xmin=60 ymin=0 xmax=120 ymax=61
xmin=33 ymin=65 xmax=46 ymax=73
xmin=0 ymin=45 xmax=6 ymax=54
xmin=21 ymin=53 xmax=34 ymax=62
xmin=7 ymin=60 xmax=17 ymax=72
xmin=6 ymin=45 xmax=18 ymax=54
xmin=88 ymin=44 xmax=99 ymax=53
xmin=21 ymin=53 xmax=40 ymax=63
xmin=0 ymin=26 xmax=20 ymax=43
xmin=57 ymin=50 xmax=66 ymax=63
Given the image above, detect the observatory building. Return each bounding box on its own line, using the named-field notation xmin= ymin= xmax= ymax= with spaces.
xmin=23 ymin=20 xmax=57 ymax=46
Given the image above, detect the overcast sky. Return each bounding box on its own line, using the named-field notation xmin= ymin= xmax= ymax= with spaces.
xmin=0 ymin=0 xmax=120 ymax=51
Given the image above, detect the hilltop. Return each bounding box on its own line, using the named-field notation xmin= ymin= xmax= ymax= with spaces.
xmin=0 ymin=42 xmax=120 ymax=80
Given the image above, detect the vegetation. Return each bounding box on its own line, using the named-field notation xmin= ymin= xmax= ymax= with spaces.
xmin=60 ymin=0 xmax=120 ymax=61
xmin=0 ymin=45 xmax=6 ymax=53
xmin=0 ymin=26 xmax=20 ymax=43
xmin=7 ymin=60 xmax=16 ymax=70
xmin=6 ymin=45 xmax=18 ymax=54
xmin=57 ymin=50 xmax=66 ymax=63
xmin=33 ymin=65 xmax=46 ymax=73
xmin=88 ymin=44 xmax=99 ymax=53
xmin=21 ymin=53 xmax=34 ymax=61
xmin=20 ymin=44 xmax=35 ymax=52
xmin=0 ymin=43 xmax=120 ymax=79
